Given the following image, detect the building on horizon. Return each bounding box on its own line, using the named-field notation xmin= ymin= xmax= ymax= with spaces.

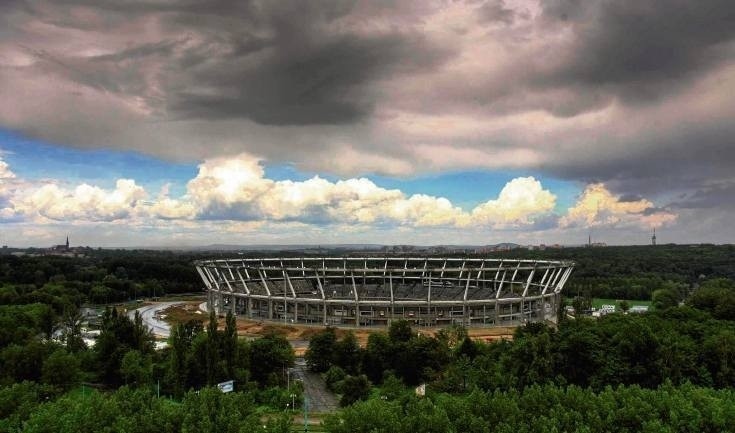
xmin=51 ymin=236 xmax=70 ymax=252
xmin=46 ymin=236 xmax=86 ymax=257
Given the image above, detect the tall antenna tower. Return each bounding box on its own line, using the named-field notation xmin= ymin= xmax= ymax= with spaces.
xmin=651 ymin=228 xmax=657 ymax=246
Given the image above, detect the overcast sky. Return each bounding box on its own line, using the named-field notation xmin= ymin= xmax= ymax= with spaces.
xmin=0 ymin=0 xmax=733 ymax=247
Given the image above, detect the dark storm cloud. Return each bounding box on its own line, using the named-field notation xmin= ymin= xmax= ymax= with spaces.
xmin=640 ymin=207 xmax=670 ymax=216
xmin=669 ymin=182 xmax=735 ymax=210
xmin=13 ymin=0 xmax=450 ymax=125
xmin=1 ymin=0 xmax=735 ymax=237
xmin=539 ymin=0 xmax=735 ymax=103
xmin=167 ymin=31 xmax=446 ymax=125
xmin=92 ymin=40 xmax=179 ymax=63
xmin=33 ymin=0 xmax=259 ymax=15
xmin=544 ymin=110 xmax=735 ymax=200
xmin=477 ymin=0 xmax=517 ymax=25
xmin=618 ymin=194 xmax=644 ymax=203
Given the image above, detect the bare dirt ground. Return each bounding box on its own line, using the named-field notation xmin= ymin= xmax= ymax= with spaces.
xmin=160 ymin=302 xmax=515 ymax=349
xmin=159 ymin=301 xmax=207 ymax=324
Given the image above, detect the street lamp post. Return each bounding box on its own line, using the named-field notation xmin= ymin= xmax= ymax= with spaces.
xmin=303 ymin=394 xmax=308 ymax=433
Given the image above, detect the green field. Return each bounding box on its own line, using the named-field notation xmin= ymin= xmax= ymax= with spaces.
xmin=591 ymin=298 xmax=652 ymax=310
xmin=565 ymin=297 xmax=653 ymax=310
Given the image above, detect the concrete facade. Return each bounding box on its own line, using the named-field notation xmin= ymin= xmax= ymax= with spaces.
xmin=195 ymin=257 xmax=575 ymax=328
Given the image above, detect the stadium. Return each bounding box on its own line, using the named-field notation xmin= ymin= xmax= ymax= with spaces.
xmin=195 ymin=257 xmax=574 ymax=328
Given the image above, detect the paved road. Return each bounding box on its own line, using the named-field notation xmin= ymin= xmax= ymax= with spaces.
xmin=128 ymin=302 xmax=184 ymax=338
xmin=291 ymin=339 xmax=308 ymax=351
xmin=291 ymin=358 xmax=338 ymax=413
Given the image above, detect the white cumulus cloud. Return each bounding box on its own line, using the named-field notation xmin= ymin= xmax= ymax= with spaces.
xmin=15 ymin=179 xmax=146 ymax=222
xmin=472 ymin=177 xmax=556 ymax=227
xmin=561 ymin=183 xmax=676 ymax=229
xmin=0 ymin=152 xmax=677 ymax=240
xmin=181 ymin=153 xmax=557 ymax=228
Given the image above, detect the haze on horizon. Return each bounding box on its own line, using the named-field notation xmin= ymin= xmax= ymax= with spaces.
xmin=0 ymin=0 xmax=733 ymax=247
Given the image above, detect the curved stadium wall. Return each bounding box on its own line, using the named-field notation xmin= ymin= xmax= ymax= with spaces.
xmin=195 ymin=257 xmax=574 ymax=328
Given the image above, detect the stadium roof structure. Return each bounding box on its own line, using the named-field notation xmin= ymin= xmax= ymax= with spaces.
xmin=195 ymin=257 xmax=574 ymax=328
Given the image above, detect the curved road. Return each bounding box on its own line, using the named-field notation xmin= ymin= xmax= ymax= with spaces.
xmin=128 ymin=302 xmax=184 ymax=338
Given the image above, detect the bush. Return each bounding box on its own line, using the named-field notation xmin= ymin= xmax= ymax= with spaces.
xmin=325 ymin=366 xmax=346 ymax=393
xmin=340 ymin=374 xmax=371 ymax=407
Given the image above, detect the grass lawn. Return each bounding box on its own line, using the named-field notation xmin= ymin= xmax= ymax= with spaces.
xmin=591 ymin=298 xmax=652 ymax=310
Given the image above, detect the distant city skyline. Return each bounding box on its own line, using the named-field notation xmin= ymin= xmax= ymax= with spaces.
xmin=1 ymin=0 xmax=733 ymax=246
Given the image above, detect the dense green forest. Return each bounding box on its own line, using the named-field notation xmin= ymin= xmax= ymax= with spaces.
xmin=2 ymin=244 xmax=735 ymax=432
xmin=1 ymin=384 xmax=293 ymax=433
xmin=324 ymin=384 xmax=735 ymax=433
xmin=0 ymin=302 xmax=297 ymax=388
xmin=3 ymin=244 xmax=734 ymax=308
xmin=308 ymin=302 xmax=735 ymax=431
xmin=0 ymin=250 xmax=206 ymax=307
xmin=306 ymin=304 xmax=735 ymax=397
xmin=476 ymin=244 xmax=735 ymax=301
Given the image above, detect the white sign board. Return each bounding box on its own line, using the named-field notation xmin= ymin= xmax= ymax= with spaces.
xmin=217 ymin=380 xmax=234 ymax=393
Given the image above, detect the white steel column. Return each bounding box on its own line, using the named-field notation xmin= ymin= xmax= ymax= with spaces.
xmin=283 ymin=269 xmax=297 ymax=323
xmin=389 ymin=272 xmax=395 ymax=325
xmin=314 ymin=269 xmax=326 ymax=325
xmin=350 ymin=271 xmax=359 ymax=327
xmin=258 ymin=269 xmax=272 ymax=319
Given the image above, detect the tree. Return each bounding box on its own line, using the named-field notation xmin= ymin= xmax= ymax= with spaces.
xmin=396 ymin=335 xmax=449 ymax=385
xmin=95 ymin=307 xmax=154 ymax=385
xmin=248 ymin=333 xmax=294 ymax=386
xmin=572 ymin=295 xmax=592 ymax=315
xmin=325 ymin=366 xmax=347 ymax=393
xmin=41 ymin=348 xmax=80 ymax=391
xmin=205 ymin=311 xmax=220 ymax=386
xmin=652 ymin=288 xmax=679 ymax=310
xmin=0 ymin=340 xmax=51 ymax=384
xmin=611 ymin=320 xmax=661 ymax=387
xmin=120 ymin=350 xmax=152 ymax=386
xmin=702 ymin=330 xmax=735 ymax=388
xmin=60 ymin=307 xmax=85 ymax=352
xmin=180 ymin=387 xmax=292 ymax=433
xmin=131 ymin=311 xmax=154 ymax=354
xmin=714 ymin=295 xmax=735 ymax=321
xmin=0 ymin=382 xmax=46 ymax=432
xmin=379 ymin=373 xmax=406 ymax=401
xmin=688 ymin=279 xmax=735 ymax=320
xmin=506 ymin=326 xmax=556 ymax=389
xmin=223 ymin=311 xmax=238 ymax=378
xmin=619 ymin=300 xmax=631 ymax=313
xmin=556 ymin=322 xmax=601 ymax=387
xmin=323 ymin=398 xmax=402 ymax=433
xmin=456 ymin=336 xmax=479 ymax=360
xmin=305 ymin=327 xmax=337 ymax=372
xmin=339 ymin=374 xmax=371 ymax=407
xmin=168 ymin=321 xmax=192 ymax=397
xmin=436 ymin=324 xmax=468 ymax=350
xmin=36 ymin=304 xmax=57 ymax=340
xmin=388 ymin=320 xmax=413 ymax=343
xmin=363 ymin=333 xmax=393 ymax=383
xmin=334 ymin=332 xmax=361 ymax=374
